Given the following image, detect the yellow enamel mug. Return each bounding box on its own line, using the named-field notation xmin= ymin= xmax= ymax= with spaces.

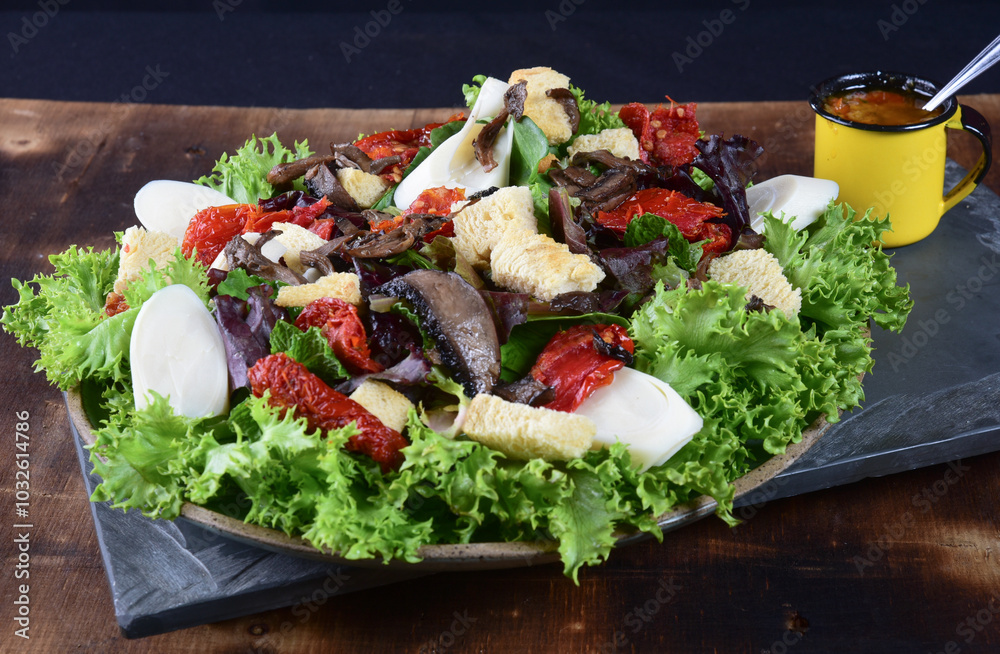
xmin=810 ymin=71 xmax=992 ymax=247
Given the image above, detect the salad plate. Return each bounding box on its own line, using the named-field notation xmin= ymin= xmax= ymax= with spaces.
xmin=67 ymin=385 xmax=833 ymax=571
xmin=5 ymin=67 xmax=911 ymax=580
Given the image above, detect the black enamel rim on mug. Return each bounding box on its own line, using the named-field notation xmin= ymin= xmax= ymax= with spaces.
xmin=808 ymin=70 xmax=956 ymax=132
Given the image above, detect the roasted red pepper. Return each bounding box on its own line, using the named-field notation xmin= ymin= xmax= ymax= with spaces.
xmin=596 ymin=188 xmax=731 ymax=254
xmin=248 ymin=353 xmax=408 ymax=472
xmin=530 ymin=324 xmax=635 ymax=413
xmin=295 ymin=297 xmax=383 ymax=375
xmin=619 ymin=101 xmax=700 ymax=167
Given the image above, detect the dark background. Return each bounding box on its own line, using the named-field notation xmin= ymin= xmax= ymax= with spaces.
xmin=2 ymin=0 xmax=999 ymax=109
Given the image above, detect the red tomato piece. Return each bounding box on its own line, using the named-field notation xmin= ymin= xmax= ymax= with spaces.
xmin=401 ymin=186 xmax=466 ymax=217
xmin=530 ymin=324 xmax=634 ymax=413
xmin=618 ymin=102 xmax=652 ymax=164
xmin=182 ymin=203 xmax=262 ymax=266
xmin=248 ymin=353 xmax=408 ymax=473
xmin=354 ymin=114 xmax=465 ymax=182
xmin=295 ymin=297 xmax=383 ymax=375
xmin=103 ymin=291 xmax=129 ymax=317
xmin=307 ymin=218 xmax=337 ymax=240
xmin=422 ymin=220 xmax=455 ymax=243
xmin=245 ymin=196 xmax=332 ymax=234
xmin=619 ymin=100 xmax=700 ymax=167
xmin=596 ymin=188 xmax=730 ymax=254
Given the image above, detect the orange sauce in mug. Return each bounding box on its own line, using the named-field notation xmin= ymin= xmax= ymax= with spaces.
xmin=822 ymin=89 xmax=945 ymax=126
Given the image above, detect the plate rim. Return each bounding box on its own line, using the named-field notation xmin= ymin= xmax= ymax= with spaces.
xmin=67 ymin=386 xmax=833 ymax=571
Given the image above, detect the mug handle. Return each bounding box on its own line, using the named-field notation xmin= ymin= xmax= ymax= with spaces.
xmin=943 ymin=104 xmax=992 ymax=213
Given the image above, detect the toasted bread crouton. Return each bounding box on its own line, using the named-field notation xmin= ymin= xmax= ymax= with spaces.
xmin=269 ymin=222 xmax=328 ymax=274
xmin=490 ymin=230 xmax=605 ymax=301
xmin=336 ymin=168 xmax=391 ymax=209
xmin=452 ymin=186 xmax=537 ymax=269
xmin=508 ymin=66 xmax=574 ymax=146
xmin=566 ymin=127 xmax=641 ymax=161
xmin=462 ymin=394 xmax=595 ymax=461
xmin=349 ymin=380 xmax=414 ymax=433
xmin=114 ymin=226 xmax=180 ymax=293
xmin=708 ymin=249 xmax=802 ymax=317
xmin=275 ymin=272 xmax=363 ymax=307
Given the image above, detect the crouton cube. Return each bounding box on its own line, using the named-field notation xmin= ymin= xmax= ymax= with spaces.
xmin=275 ymin=272 xmax=363 ymax=307
xmin=508 ymin=66 xmax=574 ymax=146
xmin=708 ymin=249 xmax=802 ymax=317
xmin=349 ymin=380 xmax=414 ymax=433
xmin=269 ymin=222 xmax=328 ymax=274
xmin=462 ymin=394 xmax=595 ymax=461
xmin=490 ymin=230 xmax=605 ymax=301
xmin=114 ymin=226 xmax=181 ymax=293
xmin=452 ymin=186 xmax=537 ymax=269
xmin=566 ymin=127 xmax=641 ymax=161
xmin=336 ymin=168 xmax=391 ymax=209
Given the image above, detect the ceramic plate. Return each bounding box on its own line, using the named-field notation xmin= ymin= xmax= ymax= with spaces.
xmin=68 ymin=384 xmax=833 ymax=572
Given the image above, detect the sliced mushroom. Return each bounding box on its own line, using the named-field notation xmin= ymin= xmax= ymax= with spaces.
xmin=375 ymin=269 xmax=501 ymax=396
xmin=224 ymin=234 xmax=306 ymax=286
xmin=267 ymin=154 xmax=338 ymax=189
xmin=304 ymin=163 xmax=360 ymax=211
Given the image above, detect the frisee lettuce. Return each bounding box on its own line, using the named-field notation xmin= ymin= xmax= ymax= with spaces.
xmin=194 ymin=133 xmax=313 ymax=205
xmin=1 ymin=246 xmax=206 ymax=390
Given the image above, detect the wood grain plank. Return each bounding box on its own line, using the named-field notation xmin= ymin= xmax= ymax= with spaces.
xmin=2 ymin=96 xmax=999 ymax=653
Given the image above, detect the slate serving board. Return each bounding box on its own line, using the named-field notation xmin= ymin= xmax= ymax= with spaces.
xmin=71 ymin=160 xmax=1000 ymax=638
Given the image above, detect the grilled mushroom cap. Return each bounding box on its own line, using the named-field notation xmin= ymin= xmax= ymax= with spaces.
xmin=375 ymin=269 xmax=501 ymax=396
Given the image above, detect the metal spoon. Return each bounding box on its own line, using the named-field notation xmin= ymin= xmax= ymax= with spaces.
xmin=923 ymin=33 xmax=1000 ymax=111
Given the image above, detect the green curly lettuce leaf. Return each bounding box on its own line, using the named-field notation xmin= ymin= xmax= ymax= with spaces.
xmin=194 ymin=133 xmax=313 ymax=204
xmin=268 ymin=320 xmax=350 ymax=385
xmin=567 ymin=82 xmax=626 ymax=141
xmin=2 ymin=245 xmax=208 ymax=390
xmin=762 ymin=203 xmax=913 ymax=333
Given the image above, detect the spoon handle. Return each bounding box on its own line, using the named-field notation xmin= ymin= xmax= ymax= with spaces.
xmin=923 ymin=33 xmax=1000 ymax=111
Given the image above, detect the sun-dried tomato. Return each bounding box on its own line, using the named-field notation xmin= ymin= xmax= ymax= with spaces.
xmin=182 ymin=203 xmax=262 ymax=266
xmin=248 ymin=353 xmax=408 ymax=472
xmin=307 ymin=218 xmax=337 ymax=240
xmin=619 ymin=100 xmax=700 ymax=167
xmin=295 ymin=297 xmax=383 ymax=375
xmin=530 ymin=324 xmax=634 ymax=413
xmin=401 ymin=186 xmax=466 ymax=217
xmin=354 ymin=114 xmax=465 ymax=181
xmin=245 ymin=196 xmax=332 ymax=234
xmin=104 ymin=291 xmax=129 ymax=317
xmin=596 ymin=188 xmax=730 ymax=254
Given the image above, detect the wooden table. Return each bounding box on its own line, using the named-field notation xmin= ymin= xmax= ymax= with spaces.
xmin=2 ymin=96 xmax=999 ymax=653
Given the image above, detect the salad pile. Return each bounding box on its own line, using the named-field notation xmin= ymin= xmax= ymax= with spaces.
xmin=2 ymin=68 xmax=912 ymax=580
